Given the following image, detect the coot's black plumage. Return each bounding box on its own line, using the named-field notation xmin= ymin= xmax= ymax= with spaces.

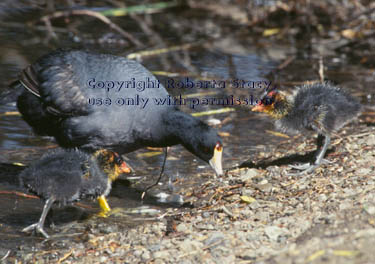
xmin=252 ymin=83 xmax=362 ymax=174
xmin=15 ymin=50 xmax=223 ymax=175
xmin=19 ymin=149 xmax=131 ymax=238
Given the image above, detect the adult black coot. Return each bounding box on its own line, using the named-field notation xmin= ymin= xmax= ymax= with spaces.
xmin=19 ymin=149 xmax=131 ymax=238
xmin=15 ymin=50 xmax=223 ymax=176
xmin=252 ymin=83 xmax=362 ymax=174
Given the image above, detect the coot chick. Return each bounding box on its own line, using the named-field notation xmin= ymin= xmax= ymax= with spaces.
xmin=19 ymin=149 xmax=131 ymax=238
xmin=15 ymin=49 xmax=223 ymax=176
xmin=252 ymin=83 xmax=362 ymax=174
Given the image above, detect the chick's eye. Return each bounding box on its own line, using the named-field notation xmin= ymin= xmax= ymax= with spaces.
xmin=263 ymin=97 xmax=274 ymax=106
xmin=115 ymin=156 xmax=123 ymax=164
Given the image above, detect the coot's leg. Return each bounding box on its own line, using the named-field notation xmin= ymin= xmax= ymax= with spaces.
xmin=141 ymin=147 xmax=168 ymax=199
xmin=22 ymin=197 xmax=55 ymax=238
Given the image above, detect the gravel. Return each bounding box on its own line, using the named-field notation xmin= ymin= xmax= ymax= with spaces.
xmin=3 ymin=125 xmax=375 ymax=263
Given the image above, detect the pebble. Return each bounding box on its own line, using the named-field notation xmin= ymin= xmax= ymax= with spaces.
xmin=141 ymin=250 xmax=151 ymax=261
xmin=239 ymin=168 xmax=259 ymax=181
xmin=180 ymin=239 xmax=204 ymax=253
xmin=204 ymin=232 xmax=225 ymax=247
xmin=153 ymin=250 xmax=171 ymax=259
xmin=264 ymin=226 xmax=289 ymax=242
xmin=176 ymin=223 xmax=190 ymax=233
xmin=363 ymin=203 xmax=375 ymax=215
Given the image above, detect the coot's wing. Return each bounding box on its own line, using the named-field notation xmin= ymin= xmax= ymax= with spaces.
xmin=19 ymin=52 xmax=91 ymax=117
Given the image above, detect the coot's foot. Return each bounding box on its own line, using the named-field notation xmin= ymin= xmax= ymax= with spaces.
xmin=22 ymin=223 xmax=50 ymax=238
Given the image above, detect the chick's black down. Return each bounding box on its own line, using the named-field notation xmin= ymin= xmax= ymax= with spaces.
xmin=276 ymin=83 xmax=362 ymax=134
xmin=19 ymin=149 xmax=111 ymax=205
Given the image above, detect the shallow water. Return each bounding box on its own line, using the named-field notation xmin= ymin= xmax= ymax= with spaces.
xmin=0 ymin=1 xmax=373 ymax=254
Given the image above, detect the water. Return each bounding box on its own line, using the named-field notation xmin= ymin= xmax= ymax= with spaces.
xmin=0 ymin=1 xmax=373 ymax=254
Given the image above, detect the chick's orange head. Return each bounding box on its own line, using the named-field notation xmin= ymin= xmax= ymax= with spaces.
xmin=252 ymin=90 xmax=277 ymax=113
xmin=119 ymin=161 xmax=131 ymax=174
xmin=113 ymin=152 xmax=131 ymax=174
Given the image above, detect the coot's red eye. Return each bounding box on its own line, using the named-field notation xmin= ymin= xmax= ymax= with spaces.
xmin=215 ymin=142 xmax=222 ymax=151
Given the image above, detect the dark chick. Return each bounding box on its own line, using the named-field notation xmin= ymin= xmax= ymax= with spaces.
xmin=252 ymin=83 xmax=362 ymax=174
xmin=15 ymin=50 xmax=223 ymax=176
xmin=19 ymin=149 xmax=131 ymax=238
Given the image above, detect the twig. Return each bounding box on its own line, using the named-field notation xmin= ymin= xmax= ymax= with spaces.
xmin=41 ymin=16 xmax=58 ymax=40
xmin=208 ymin=183 xmax=244 ymax=203
xmin=276 ymin=56 xmax=295 ymax=71
xmin=0 ymin=21 xmax=68 ymax=33
xmin=191 ymin=108 xmax=235 ymax=117
xmin=126 ymin=42 xmax=200 ymax=60
xmin=40 ymin=10 xmax=143 ymax=47
xmin=345 ymin=7 xmax=375 ymax=23
xmin=57 ymin=249 xmax=73 ymax=264
xmin=0 ymin=250 xmax=10 ymax=261
xmin=0 ymin=190 xmax=38 ymax=199
xmin=318 ymin=55 xmax=324 ymax=83
xmin=99 ymin=1 xmax=180 ymax=17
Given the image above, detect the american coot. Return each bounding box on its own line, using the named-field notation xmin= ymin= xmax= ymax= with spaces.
xmin=19 ymin=149 xmax=131 ymax=238
xmin=252 ymin=83 xmax=362 ymax=174
xmin=15 ymin=50 xmax=223 ymax=176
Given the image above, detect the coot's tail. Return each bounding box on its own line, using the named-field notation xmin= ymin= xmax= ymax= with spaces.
xmin=0 ymin=80 xmax=24 ymax=105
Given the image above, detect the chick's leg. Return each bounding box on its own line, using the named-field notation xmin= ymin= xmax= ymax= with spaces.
xmin=288 ymin=135 xmax=331 ymax=175
xmin=22 ymin=197 xmax=55 ymax=238
xmin=314 ymin=134 xmax=330 ymax=166
xmin=97 ymin=195 xmax=111 ymax=217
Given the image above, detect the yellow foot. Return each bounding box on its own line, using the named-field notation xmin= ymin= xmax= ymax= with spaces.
xmin=95 ymin=207 xmax=126 ymax=218
xmin=107 ymin=207 xmax=127 ymax=217
xmin=97 ymin=195 xmax=111 ymax=217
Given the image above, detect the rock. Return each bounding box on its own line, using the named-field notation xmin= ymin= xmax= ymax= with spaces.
xmin=357 ymin=168 xmax=372 ymax=175
xmin=367 ymin=134 xmax=375 ymax=145
xmin=363 ymin=203 xmax=375 ymax=215
xmin=180 ymin=239 xmax=204 ymax=253
xmin=241 ymin=188 xmax=255 ymax=196
xmin=202 ymin=212 xmax=210 ymax=218
xmin=204 ymin=232 xmax=226 ymax=247
xmin=133 ymin=250 xmax=142 ymax=257
xmin=141 ymin=250 xmax=151 ymax=261
xmin=339 ymin=200 xmax=352 ymax=210
xmin=99 ymin=256 xmax=108 ymax=262
xmin=176 ymin=223 xmax=190 ymax=233
xmin=153 ymin=250 xmax=171 ymax=259
xmin=355 ymin=228 xmax=375 ymax=238
xmin=264 ymin=226 xmax=289 ymax=242
xmin=239 ymin=168 xmax=259 ymax=181
xmin=148 ymin=244 xmax=162 ymax=252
